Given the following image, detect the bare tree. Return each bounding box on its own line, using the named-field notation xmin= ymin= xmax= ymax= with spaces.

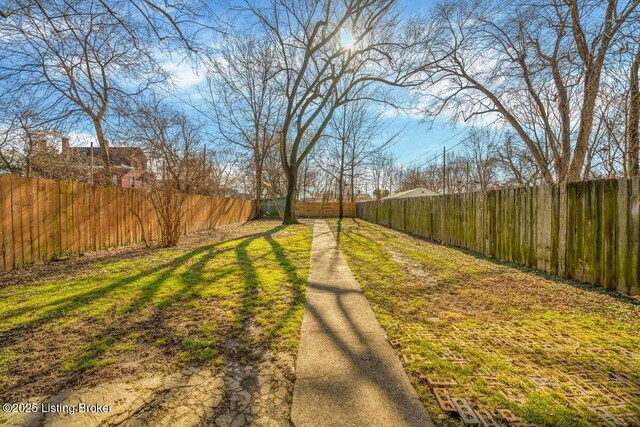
xmin=463 ymin=128 xmax=499 ymax=192
xmin=345 ymin=112 xmax=399 ymax=202
xmin=397 ymin=164 xmax=441 ymax=193
xmin=319 ymin=98 xmax=397 ymax=216
xmin=299 ymin=147 xmax=319 ymax=201
xmin=247 ymin=0 xmax=408 ymax=223
xmin=0 ymin=0 xmax=211 ymax=51
xmin=127 ymin=99 xmax=208 ymax=247
xmin=0 ymin=106 xmax=77 ymax=179
xmin=369 ymin=149 xmax=395 ymax=199
xmin=411 ymin=0 xmax=640 ymax=183
xmin=0 ymin=110 xmax=27 ymax=175
xmin=263 ymin=146 xmax=288 ymax=198
xmin=207 ymin=147 xmax=246 ymax=197
xmin=0 ymin=0 xmax=165 ymax=183
xmin=495 ymin=132 xmax=542 ymax=186
xmin=203 ymin=33 xmax=281 ymax=212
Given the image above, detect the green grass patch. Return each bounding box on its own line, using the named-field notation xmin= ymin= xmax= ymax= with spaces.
xmin=64 ymin=335 xmax=117 ymax=372
xmin=329 ymin=219 xmax=640 ymax=427
xmin=0 ymin=220 xmax=312 ymax=401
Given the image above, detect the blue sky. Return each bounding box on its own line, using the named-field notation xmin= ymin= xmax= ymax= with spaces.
xmin=385 ymin=0 xmax=469 ymax=166
xmin=26 ymin=0 xmax=469 ymax=167
xmin=162 ymin=0 xmax=469 ymax=167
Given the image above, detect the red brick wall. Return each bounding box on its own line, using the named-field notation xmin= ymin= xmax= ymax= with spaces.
xmin=114 ymin=169 xmax=148 ymax=189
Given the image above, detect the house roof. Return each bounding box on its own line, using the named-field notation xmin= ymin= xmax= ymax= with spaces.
xmin=354 ymin=193 xmax=373 ymax=201
xmin=70 ymin=146 xmax=147 ymax=168
xmin=382 ymin=187 xmax=439 ymax=200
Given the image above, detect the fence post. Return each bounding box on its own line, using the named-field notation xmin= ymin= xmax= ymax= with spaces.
xmin=557 ymin=183 xmax=568 ymax=277
xmin=403 ymin=199 xmax=407 ymax=231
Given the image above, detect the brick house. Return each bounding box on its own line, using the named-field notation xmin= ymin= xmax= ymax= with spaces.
xmin=62 ymin=138 xmax=151 ymax=188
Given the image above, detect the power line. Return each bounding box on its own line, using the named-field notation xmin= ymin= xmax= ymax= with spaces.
xmin=415 ymin=134 xmax=471 ymax=170
xmin=414 ymin=122 xmax=496 ymax=170
xmin=413 ymin=128 xmax=467 ymax=161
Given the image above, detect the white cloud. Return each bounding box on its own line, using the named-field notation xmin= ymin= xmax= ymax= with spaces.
xmin=163 ymin=61 xmax=206 ymax=91
xmin=66 ymin=130 xmax=95 ymax=147
xmin=153 ymin=46 xmax=206 ymax=92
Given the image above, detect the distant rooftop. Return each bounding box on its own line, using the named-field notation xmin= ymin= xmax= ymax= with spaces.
xmin=383 ymin=187 xmax=439 ymax=200
xmin=69 ymin=146 xmax=147 ymax=169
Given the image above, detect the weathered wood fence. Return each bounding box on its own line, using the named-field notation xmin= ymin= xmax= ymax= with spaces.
xmin=357 ymin=178 xmax=639 ymax=295
xmin=0 ymin=175 xmax=255 ymax=272
xmin=296 ymin=201 xmax=356 ymax=218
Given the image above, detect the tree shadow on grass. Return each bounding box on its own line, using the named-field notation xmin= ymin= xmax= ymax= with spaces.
xmin=331 ymin=219 xmax=387 ymax=257
xmin=228 ymin=225 xmax=308 ymax=360
xmin=199 ymin=225 xmax=310 ymax=424
xmin=0 ymin=228 xmax=288 ymax=336
xmin=0 ymin=242 xmax=231 ymax=342
xmin=231 ymin=231 xmax=262 ymax=360
xmin=1 ymin=225 xmax=309 ymax=400
xmin=261 ymin=232 xmax=306 ymax=345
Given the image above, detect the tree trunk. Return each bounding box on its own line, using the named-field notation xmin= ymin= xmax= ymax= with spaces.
xmin=338 ymin=138 xmax=345 ymax=219
xmin=349 ymin=166 xmax=355 ymax=202
xmin=93 ymin=118 xmax=112 ymax=184
xmin=25 ymin=133 xmax=33 ymax=177
xmin=25 ymin=154 xmax=32 ymax=177
xmin=302 ymin=163 xmax=308 ymax=201
xmin=349 ymin=141 xmax=356 ymax=202
xmin=568 ymin=70 xmax=602 ymax=181
xmin=282 ymin=165 xmax=299 ymax=225
xmin=628 ymin=48 xmax=640 ymax=177
xmin=255 ymin=159 xmax=263 ymax=218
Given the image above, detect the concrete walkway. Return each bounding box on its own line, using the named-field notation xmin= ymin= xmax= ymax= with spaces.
xmin=291 ymin=221 xmax=434 ymax=427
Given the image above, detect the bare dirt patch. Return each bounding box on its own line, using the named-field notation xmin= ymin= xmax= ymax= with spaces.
xmin=388 ymin=250 xmax=438 ymax=289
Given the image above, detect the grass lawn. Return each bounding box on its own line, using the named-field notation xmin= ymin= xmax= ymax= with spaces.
xmin=329 ymin=218 xmax=640 ymax=427
xmin=0 ymin=220 xmax=312 ymax=404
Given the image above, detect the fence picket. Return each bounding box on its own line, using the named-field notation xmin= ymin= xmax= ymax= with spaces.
xmin=357 ymin=177 xmax=640 ymax=295
xmin=0 ymin=175 xmax=255 ymax=271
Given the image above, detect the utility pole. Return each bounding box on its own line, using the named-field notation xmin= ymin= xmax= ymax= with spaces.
xmin=202 ymin=145 xmax=208 ymax=194
xmin=466 ymin=160 xmax=470 ymax=192
xmin=90 ymin=140 xmax=94 ymax=184
xmin=442 ymin=146 xmax=446 ymax=194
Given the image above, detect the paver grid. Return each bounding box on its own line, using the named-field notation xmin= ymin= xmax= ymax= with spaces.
xmin=387 ymin=320 xmax=640 ymax=426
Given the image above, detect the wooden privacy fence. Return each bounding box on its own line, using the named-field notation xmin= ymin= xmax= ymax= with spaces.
xmin=357 ymin=177 xmax=640 ymax=295
xmin=0 ymin=175 xmax=255 ymax=272
xmin=296 ymin=201 xmax=356 ymax=218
